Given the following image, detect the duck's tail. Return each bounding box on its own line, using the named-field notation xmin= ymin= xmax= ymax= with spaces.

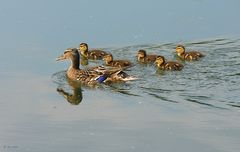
xmin=110 ymin=71 xmax=138 ymax=82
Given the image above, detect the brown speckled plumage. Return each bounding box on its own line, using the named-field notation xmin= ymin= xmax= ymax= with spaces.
xmin=103 ymin=54 xmax=132 ymax=68
xmin=155 ymin=56 xmax=183 ymax=71
xmin=137 ymin=49 xmax=158 ymax=63
xmin=176 ymin=45 xmax=205 ymax=61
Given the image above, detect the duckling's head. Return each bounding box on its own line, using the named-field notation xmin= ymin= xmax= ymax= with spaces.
xmin=155 ymin=55 xmax=165 ymax=67
xmin=57 ymin=48 xmax=80 ymax=69
xmin=79 ymin=43 xmax=89 ymax=57
xmin=176 ymin=45 xmax=185 ymax=55
xmin=137 ymin=50 xmax=147 ymax=60
xmin=103 ymin=54 xmax=113 ymax=63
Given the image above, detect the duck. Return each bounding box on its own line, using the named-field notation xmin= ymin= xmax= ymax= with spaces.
xmin=155 ymin=55 xmax=183 ymax=71
xmin=137 ymin=49 xmax=158 ymax=63
xmin=103 ymin=54 xmax=132 ymax=68
xmin=56 ymin=48 xmax=137 ymax=85
xmin=78 ymin=43 xmax=109 ymax=60
xmin=175 ymin=45 xmax=204 ymax=61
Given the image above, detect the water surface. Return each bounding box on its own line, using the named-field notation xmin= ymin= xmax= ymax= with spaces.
xmin=0 ymin=1 xmax=240 ymax=152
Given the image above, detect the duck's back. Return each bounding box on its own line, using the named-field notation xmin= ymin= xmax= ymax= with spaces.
xmin=164 ymin=61 xmax=183 ymax=70
xmin=88 ymin=49 xmax=108 ymax=60
xmin=107 ymin=60 xmax=132 ymax=68
xmin=184 ymin=51 xmax=204 ymax=60
xmin=145 ymin=54 xmax=158 ymax=63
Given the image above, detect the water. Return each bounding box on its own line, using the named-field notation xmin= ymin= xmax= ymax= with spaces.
xmin=1 ymin=1 xmax=240 ymax=152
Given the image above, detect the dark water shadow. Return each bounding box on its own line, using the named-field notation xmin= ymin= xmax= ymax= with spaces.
xmin=185 ymin=98 xmax=228 ymax=110
xmin=227 ymin=104 xmax=240 ymax=108
xmin=144 ymin=91 xmax=178 ymax=103
xmin=102 ymin=81 xmax=141 ymax=97
xmin=188 ymin=38 xmax=227 ymax=45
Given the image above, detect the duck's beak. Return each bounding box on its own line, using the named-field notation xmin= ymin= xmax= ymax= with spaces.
xmin=56 ymin=54 xmax=66 ymax=61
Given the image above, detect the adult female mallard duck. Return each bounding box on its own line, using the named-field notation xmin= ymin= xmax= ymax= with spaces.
xmin=78 ymin=43 xmax=109 ymax=60
xmin=56 ymin=48 xmax=137 ymax=85
xmin=155 ymin=55 xmax=183 ymax=71
xmin=137 ymin=49 xmax=158 ymax=63
xmin=103 ymin=54 xmax=132 ymax=68
xmin=175 ymin=45 xmax=205 ymax=61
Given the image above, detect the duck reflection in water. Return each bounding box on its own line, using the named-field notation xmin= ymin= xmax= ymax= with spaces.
xmin=57 ymin=77 xmax=83 ymax=105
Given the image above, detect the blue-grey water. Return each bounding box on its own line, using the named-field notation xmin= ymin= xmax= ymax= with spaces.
xmin=1 ymin=1 xmax=240 ymax=152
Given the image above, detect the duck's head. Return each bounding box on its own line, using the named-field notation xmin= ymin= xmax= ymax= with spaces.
xmin=176 ymin=45 xmax=185 ymax=55
xmin=57 ymin=48 xmax=79 ymax=61
xmin=155 ymin=55 xmax=165 ymax=67
xmin=103 ymin=54 xmax=113 ymax=63
xmin=79 ymin=43 xmax=88 ymax=57
xmin=137 ymin=50 xmax=147 ymax=60
xmin=56 ymin=48 xmax=80 ymax=68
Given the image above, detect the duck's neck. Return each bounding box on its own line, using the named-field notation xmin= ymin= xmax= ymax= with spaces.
xmin=138 ymin=57 xmax=145 ymax=62
xmin=177 ymin=52 xmax=184 ymax=58
xmin=70 ymin=56 xmax=80 ymax=69
xmin=157 ymin=62 xmax=164 ymax=68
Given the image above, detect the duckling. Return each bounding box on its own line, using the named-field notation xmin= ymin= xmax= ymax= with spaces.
xmin=56 ymin=48 xmax=137 ymax=85
xmin=79 ymin=43 xmax=108 ymax=60
xmin=103 ymin=54 xmax=132 ymax=68
xmin=137 ymin=49 xmax=158 ymax=63
xmin=175 ymin=45 xmax=204 ymax=61
xmin=155 ymin=55 xmax=183 ymax=71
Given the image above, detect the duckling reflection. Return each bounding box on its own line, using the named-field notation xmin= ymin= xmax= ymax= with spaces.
xmin=57 ymin=77 xmax=83 ymax=105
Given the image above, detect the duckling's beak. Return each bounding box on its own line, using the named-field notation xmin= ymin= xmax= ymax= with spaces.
xmin=56 ymin=54 xmax=66 ymax=61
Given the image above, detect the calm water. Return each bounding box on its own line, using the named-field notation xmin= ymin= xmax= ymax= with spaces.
xmin=1 ymin=1 xmax=240 ymax=152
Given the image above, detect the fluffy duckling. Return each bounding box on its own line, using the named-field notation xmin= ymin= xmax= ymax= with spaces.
xmin=175 ymin=45 xmax=204 ymax=61
xmin=103 ymin=54 xmax=132 ymax=68
xmin=56 ymin=48 xmax=137 ymax=85
xmin=155 ymin=55 xmax=183 ymax=71
xmin=137 ymin=49 xmax=158 ymax=63
xmin=79 ymin=43 xmax=109 ymax=60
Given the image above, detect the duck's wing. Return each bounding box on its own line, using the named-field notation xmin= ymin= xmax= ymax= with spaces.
xmin=90 ymin=66 xmax=123 ymax=74
xmin=165 ymin=61 xmax=183 ymax=71
xmin=88 ymin=50 xmax=109 ymax=59
xmin=81 ymin=66 xmax=138 ymax=83
xmin=108 ymin=70 xmax=138 ymax=82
